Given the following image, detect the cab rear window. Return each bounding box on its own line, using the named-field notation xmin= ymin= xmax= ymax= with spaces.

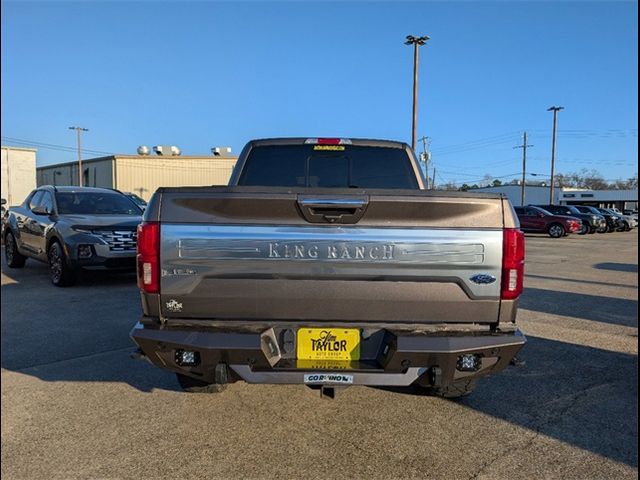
xmin=238 ymin=145 xmax=420 ymax=189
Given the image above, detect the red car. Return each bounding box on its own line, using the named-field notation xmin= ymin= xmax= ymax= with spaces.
xmin=514 ymin=206 xmax=582 ymax=238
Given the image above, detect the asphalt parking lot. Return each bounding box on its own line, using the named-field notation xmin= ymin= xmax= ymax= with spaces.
xmin=1 ymin=231 xmax=638 ymax=479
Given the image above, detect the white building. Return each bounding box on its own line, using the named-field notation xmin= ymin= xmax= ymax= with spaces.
xmin=1 ymin=146 xmax=37 ymax=206
xmin=479 ymin=185 xmax=638 ymax=211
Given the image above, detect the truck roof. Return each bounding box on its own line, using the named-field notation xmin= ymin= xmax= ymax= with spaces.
xmin=247 ymin=137 xmax=409 ymax=149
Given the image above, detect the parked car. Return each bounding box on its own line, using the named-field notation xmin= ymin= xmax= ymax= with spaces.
xmin=1 ymin=198 xmax=7 ymax=243
xmin=131 ymin=137 xmax=526 ymax=398
xmin=514 ymin=205 xmax=582 ymax=238
xmin=534 ymin=204 xmax=605 ymax=235
xmin=125 ymin=192 xmax=147 ymax=211
xmin=3 ymin=186 xmax=143 ymax=286
xmin=573 ymin=206 xmax=621 ymax=233
xmin=598 ymin=208 xmax=637 ymax=231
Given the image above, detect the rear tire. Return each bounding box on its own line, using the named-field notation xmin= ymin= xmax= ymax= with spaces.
xmin=548 ymin=223 xmax=565 ymax=238
xmin=176 ymin=373 xmax=227 ymax=393
xmin=4 ymin=231 xmax=27 ymax=268
xmin=427 ymin=379 xmax=477 ymax=399
xmin=48 ymin=241 xmax=76 ymax=287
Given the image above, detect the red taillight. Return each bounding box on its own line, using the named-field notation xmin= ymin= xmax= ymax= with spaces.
xmin=137 ymin=221 xmax=160 ymax=293
xmin=501 ymin=228 xmax=525 ymax=300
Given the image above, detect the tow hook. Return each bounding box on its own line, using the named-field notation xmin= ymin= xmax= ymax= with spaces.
xmin=510 ymin=355 xmax=526 ymax=367
xmin=130 ymin=348 xmax=147 ymax=361
xmin=215 ymin=363 xmax=230 ymax=384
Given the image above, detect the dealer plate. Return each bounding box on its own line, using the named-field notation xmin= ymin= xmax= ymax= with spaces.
xmin=297 ymin=328 xmax=360 ymax=361
xmin=304 ymin=373 xmax=354 ymax=384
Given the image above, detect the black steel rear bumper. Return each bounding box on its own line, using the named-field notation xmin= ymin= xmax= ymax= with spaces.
xmin=130 ymin=321 xmax=526 ymax=387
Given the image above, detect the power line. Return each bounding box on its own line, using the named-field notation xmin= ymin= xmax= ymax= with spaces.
xmin=431 ymin=132 xmax=521 ymax=156
xmin=1 ymin=136 xmax=114 ymax=156
xmin=431 ymin=131 xmax=520 ymax=151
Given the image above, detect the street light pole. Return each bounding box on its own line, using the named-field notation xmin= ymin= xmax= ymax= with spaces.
xmin=547 ymin=106 xmax=563 ymax=204
xmin=405 ymin=35 xmax=430 ymax=151
xmin=69 ymin=126 xmax=89 ymax=187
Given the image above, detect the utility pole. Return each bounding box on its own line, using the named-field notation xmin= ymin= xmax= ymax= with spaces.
xmin=419 ymin=135 xmax=431 ymax=188
xmin=514 ymin=131 xmax=534 ymax=206
xmin=69 ymin=126 xmax=89 ymax=186
xmin=405 ymin=35 xmax=430 ymax=151
xmin=432 ymin=167 xmax=436 ymax=189
xmin=547 ymin=106 xmax=563 ymax=204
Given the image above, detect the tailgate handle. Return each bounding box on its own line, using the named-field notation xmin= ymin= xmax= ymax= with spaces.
xmin=297 ymin=197 xmax=369 ymax=224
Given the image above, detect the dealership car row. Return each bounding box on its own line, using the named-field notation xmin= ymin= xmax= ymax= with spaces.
xmin=514 ymin=204 xmax=637 ymax=238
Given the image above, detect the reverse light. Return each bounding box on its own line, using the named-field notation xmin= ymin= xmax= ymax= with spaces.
xmin=457 ymin=354 xmax=481 ymax=372
xmin=175 ymin=349 xmax=200 ymax=367
xmin=501 ymin=228 xmax=525 ymax=300
xmin=136 ymin=221 xmax=160 ymax=293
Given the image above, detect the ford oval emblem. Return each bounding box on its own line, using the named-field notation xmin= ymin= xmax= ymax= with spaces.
xmin=470 ymin=274 xmax=497 ymax=285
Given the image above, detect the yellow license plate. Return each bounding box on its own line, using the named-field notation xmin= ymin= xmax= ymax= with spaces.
xmin=297 ymin=328 xmax=360 ymax=361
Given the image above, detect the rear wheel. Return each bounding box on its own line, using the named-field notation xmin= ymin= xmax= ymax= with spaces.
xmin=48 ymin=241 xmax=76 ymax=287
xmin=548 ymin=223 xmax=565 ymax=238
xmin=176 ymin=373 xmax=227 ymax=393
xmin=4 ymin=231 xmax=27 ymax=268
xmin=426 ymin=379 xmax=477 ymax=399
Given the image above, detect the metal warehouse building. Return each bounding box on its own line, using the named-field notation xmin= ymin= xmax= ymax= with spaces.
xmin=36 ymin=152 xmax=237 ymax=201
xmin=479 ymin=185 xmax=638 ymax=211
xmin=1 ymin=146 xmax=37 ymax=206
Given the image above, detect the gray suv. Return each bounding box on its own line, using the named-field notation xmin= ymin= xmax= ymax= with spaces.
xmin=3 ymin=186 xmax=142 ymax=286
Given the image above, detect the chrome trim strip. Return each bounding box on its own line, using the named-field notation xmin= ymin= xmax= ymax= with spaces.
xmin=297 ymin=198 xmax=366 ymax=206
xmin=230 ymin=365 xmax=427 ymax=386
xmin=160 ymin=225 xmax=503 ymax=298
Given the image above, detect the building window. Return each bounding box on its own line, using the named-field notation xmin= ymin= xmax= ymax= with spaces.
xmin=563 ymin=194 xmax=576 ymax=198
xmin=581 ymin=194 xmax=594 ymax=198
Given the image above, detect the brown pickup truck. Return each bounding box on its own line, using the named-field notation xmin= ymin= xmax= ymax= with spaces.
xmin=131 ymin=138 xmax=526 ymax=398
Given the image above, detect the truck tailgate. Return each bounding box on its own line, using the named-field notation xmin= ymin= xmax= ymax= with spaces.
xmin=155 ymin=188 xmax=505 ymax=324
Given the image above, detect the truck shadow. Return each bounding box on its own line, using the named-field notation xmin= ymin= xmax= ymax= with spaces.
xmin=519 ymin=287 xmax=638 ymax=327
xmin=593 ymin=262 xmax=638 ymax=273
xmin=377 ymin=336 xmax=638 ymax=468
